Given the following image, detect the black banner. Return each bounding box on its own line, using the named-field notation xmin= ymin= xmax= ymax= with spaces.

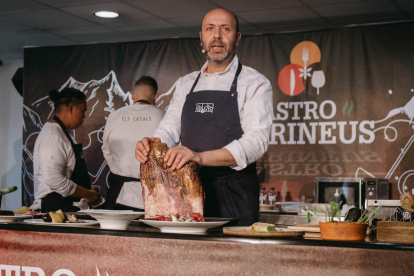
xmin=23 ymin=22 xmax=414 ymax=206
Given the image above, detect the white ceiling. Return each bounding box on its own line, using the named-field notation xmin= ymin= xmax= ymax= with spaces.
xmin=0 ymin=0 xmax=413 ymax=61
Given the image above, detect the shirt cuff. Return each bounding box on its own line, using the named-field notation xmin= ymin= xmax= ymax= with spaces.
xmin=154 ymin=131 xmax=177 ymax=149
xmin=66 ymin=181 xmax=78 ymax=197
xmin=224 ymin=141 xmax=247 ymax=171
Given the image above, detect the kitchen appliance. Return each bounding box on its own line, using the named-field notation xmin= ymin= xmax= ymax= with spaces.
xmin=314 ymin=177 xmax=390 ymax=209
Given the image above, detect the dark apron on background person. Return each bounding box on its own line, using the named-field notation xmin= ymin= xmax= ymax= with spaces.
xmin=41 ymin=115 xmax=91 ymax=212
xmin=104 ymin=99 xmax=149 ymax=210
xmin=181 ymin=62 xmax=260 ymax=226
xmin=105 ymin=172 xmax=141 ymax=210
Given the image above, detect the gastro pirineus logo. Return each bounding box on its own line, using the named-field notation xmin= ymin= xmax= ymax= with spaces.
xmin=278 ymin=41 xmax=325 ymax=96
xmin=195 ymin=103 xmax=214 ymax=113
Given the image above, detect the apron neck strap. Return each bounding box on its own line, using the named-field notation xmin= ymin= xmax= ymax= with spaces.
xmin=53 ymin=115 xmax=75 ymax=146
xmin=134 ymin=99 xmax=151 ymax=105
xmin=230 ymin=62 xmax=243 ymax=93
xmin=189 ymin=61 xmax=242 ymax=94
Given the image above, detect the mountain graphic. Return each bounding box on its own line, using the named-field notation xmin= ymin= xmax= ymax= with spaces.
xmin=156 ymin=78 xmax=179 ymax=110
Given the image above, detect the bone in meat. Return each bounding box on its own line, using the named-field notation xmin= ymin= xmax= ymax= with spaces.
xmin=140 ymin=142 xmax=204 ymax=218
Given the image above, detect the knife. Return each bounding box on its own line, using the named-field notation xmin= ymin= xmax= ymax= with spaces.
xmin=290 ymin=69 xmax=295 ymax=96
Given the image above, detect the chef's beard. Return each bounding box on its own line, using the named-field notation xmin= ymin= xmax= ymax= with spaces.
xmin=203 ymin=38 xmax=237 ymax=67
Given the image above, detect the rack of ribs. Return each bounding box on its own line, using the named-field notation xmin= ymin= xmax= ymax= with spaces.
xmin=140 ymin=142 xmax=204 ymax=219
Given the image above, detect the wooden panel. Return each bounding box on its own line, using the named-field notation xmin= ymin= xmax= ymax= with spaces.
xmin=288 ymin=224 xmax=320 ymax=232
xmin=1 ymin=229 xmax=414 ymax=276
xmin=377 ymin=221 xmax=414 ymax=244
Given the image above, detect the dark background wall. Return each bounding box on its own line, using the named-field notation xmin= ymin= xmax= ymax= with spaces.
xmin=22 ymin=22 xmax=414 ymax=206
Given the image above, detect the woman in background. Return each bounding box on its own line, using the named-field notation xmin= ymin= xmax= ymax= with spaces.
xmin=32 ymin=88 xmax=98 ymax=212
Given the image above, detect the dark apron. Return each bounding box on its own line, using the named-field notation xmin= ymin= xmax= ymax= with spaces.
xmin=181 ymin=62 xmax=260 ymax=226
xmin=104 ymin=99 xmax=148 ymax=210
xmin=105 ymin=172 xmax=141 ymax=209
xmin=41 ymin=115 xmax=91 ymax=212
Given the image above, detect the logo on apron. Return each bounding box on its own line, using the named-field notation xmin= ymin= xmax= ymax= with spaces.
xmin=195 ymin=103 xmax=214 ymax=113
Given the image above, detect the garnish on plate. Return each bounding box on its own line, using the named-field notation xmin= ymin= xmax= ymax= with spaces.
xmin=250 ymin=222 xmax=279 ymax=232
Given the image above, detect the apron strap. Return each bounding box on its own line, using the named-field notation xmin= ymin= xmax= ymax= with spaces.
xmin=230 ymin=62 xmax=243 ymax=93
xmin=189 ymin=72 xmax=202 ymax=94
xmin=189 ymin=61 xmax=243 ymax=94
xmin=53 ymin=115 xmax=75 ymax=146
xmin=109 ymin=172 xmax=141 ymax=183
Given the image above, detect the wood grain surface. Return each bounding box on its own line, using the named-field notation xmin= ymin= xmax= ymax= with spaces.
xmin=287 ymin=225 xmax=321 ymax=232
xmin=377 ymin=221 xmax=414 ymax=244
xmin=223 ymin=227 xmax=305 ymax=237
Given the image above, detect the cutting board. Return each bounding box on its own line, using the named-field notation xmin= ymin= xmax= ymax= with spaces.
xmin=287 ymin=225 xmax=321 ymax=238
xmin=287 ymin=225 xmax=320 ymax=232
xmin=377 ymin=221 xmax=414 ymax=244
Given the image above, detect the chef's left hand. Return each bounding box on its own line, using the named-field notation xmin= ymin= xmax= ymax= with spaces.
xmin=164 ymin=145 xmax=202 ymax=170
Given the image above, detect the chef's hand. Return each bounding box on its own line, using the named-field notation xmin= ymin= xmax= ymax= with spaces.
xmin=135 ymin=137 xmax=161 ymax=163
xmin=83 ymin=190 xmax=99 ymax=204
xmin=164 ymin=145 xmax=202 ymax=170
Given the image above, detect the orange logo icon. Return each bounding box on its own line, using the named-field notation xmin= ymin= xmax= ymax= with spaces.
xmin=278 ymin=41 xmax=323 ymax=96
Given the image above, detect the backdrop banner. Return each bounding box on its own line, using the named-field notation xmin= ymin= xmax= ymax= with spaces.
xmin=23 ymin=22 xmax=414 ymax=207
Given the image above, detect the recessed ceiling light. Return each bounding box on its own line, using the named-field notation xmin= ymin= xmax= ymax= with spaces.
xmin=94 ymin=11 xmax=119 ymax=18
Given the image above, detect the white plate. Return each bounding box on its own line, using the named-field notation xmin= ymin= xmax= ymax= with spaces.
xmin=140 ymin=219 xmax=229 ymax=234
xmin=78 ymin=210 xmax=146 ymax=230
xmin=23 ymin=219 xmax=99 ymax=227
xmin=78 ymin=209 xmax=145 ymax=215
xmin=0 ymin=215 xmax=32 ymax=223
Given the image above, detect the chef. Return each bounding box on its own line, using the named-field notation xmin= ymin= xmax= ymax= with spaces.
xmin=102 ymin=76 xmax=165 ymax=210
xmin=33 ymin=88 xmax=99 ymax=212
xmin=135 ymin=8 xmax=273 ymax=226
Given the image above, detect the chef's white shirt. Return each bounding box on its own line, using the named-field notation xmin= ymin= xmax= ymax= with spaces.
xmin=102 ymin=103 xmax=165 ymax=209
xmin=153 ymin=55 xmax=273 ymax=170
xmin=32 ymin=122 xmax=78 ymax=209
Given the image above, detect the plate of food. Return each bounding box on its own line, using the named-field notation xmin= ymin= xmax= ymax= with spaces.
xmin=223 ymin=222 xmax=305 ymax=237
xmin=0 ymin=210 xmax=32 ymax=223
xmin=23 ymin=219 xmax=98 ymax=227
xmin=13 ymin=206 xmax=42 ymax=216
xmin=140 ymin=215 xmax=229 ymax=234
xmin=78 ymin=210 xmax=146 ymax=230
xmin=23 ymin=218 xmax=98 ymax=227
xmin=23 ymin=210 xmax=98 ymax=227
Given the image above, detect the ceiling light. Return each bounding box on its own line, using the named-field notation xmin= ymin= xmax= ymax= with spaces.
xmin=94 ymin=11 xmax=119 ymax=18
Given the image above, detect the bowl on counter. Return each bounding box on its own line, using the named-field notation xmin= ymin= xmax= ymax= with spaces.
xmin=319 ymin=222 xmax=368 ymax=241
xmin=78 ymin=210 xmax=146 ymax=230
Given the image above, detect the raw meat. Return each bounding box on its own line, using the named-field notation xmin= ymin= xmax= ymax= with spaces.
xmin=140 ymin=142 xmax=204 ymax=218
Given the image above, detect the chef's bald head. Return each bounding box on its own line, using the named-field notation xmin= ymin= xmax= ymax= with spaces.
xmin=201 ymin=8 xmax=239 ymax=34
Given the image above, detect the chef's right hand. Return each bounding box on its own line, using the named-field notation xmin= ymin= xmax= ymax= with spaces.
xmin=84 ymin=190 xmax=99 ymax=204
xmin=135 ymin=137 xmax=160 ymax=163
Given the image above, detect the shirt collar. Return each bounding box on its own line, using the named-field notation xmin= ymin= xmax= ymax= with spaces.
xmin=200 ymin=54 xmax=238 ymax=76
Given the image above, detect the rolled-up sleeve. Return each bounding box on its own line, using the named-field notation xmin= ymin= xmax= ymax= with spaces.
xmin=224 ymin=77 xmax=273 ymax=170
xmin=37 ymin=136 xmax=77 ymax=197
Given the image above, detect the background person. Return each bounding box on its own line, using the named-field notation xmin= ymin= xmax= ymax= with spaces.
xmin=102 ymin=76 xmax=165 ymax=210
xmin=135 ymin=9 xmax=273 ymax=226
xmin=32 ymin=88 xmax=99 ymax=212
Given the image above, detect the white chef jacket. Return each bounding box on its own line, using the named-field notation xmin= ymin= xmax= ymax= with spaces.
xmin=32 ymin=122 xmax=78 ymax=209
xmin=102 ymin=103 xmax=165 ymax=209
xmin=153 ymin=55 xmax=273 ymax=170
